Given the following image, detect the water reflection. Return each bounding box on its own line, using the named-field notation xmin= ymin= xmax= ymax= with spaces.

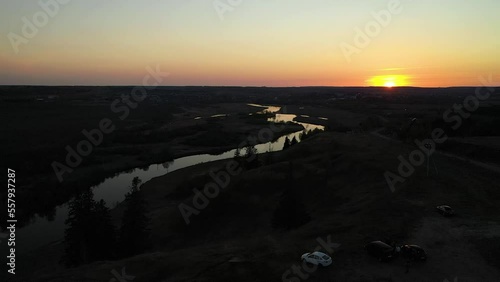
xmin=210 ymin=114 xmax=228 ymax=118
xmin=270 ymin=114 xmax=324 ymax=133
xmin=247 ymin=104 xmax=280 ymax=114
xmin=162 ymin=161 xmax=173 ymax=169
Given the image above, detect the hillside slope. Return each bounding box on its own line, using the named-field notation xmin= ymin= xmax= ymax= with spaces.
xmin=30 ymin=132 xmax=500 ymax=282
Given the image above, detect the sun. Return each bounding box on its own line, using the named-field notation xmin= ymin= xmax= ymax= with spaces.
xmin=384 ymin=81 xmax=396 ymax=88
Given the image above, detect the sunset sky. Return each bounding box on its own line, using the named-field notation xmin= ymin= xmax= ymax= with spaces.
xmin=1 ymin=0 xmax=499 ymax=87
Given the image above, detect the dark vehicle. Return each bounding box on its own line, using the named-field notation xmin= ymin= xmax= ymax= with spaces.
xmin=364 ymin=241 xmax=396 ymax=262
xmin=436 ymin=205 xmax=455 ymax=216
xmin=400 ymin=245 xmax=427 ymax=261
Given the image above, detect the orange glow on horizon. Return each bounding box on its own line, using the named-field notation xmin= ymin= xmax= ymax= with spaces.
xmin=368 ymin=75 xmax=411 ymax=87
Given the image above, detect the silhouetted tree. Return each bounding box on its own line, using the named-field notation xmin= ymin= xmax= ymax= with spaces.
xmin=118 ymin=177 xmax=150 ymax=257
xmin=92 ymin=200 xmax=115 ymax=260
xmin=243 ymin=145 xmax=259 ymax=169
xmin=261 ymin=143 xmax=273 ymax=165
xmin=234 ymin=148 xmax=241 ymax=159
xmin=63 ymin=190 xmax=93 ymax=267
xmin=63 ymin=190 xmax=115 ymax=267
xmin=299 ymin=131 xmax=307 ymax=142
xmin=290 ymin=137 xmax=298 ymax=146
xmin=234 ymin=147 xmax=244 ymax=167
xmin=299 ymin=128 xmax=322 ymax=141
xmin=282 ymin=137 xmax=291 ymax=150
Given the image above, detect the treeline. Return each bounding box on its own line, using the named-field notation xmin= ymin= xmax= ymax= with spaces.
xmin=233 ymin=145 xmax=261 ymax=170
xmin=62 ymin=177 xmax=149 ymax=267
xmin=282 ymin=128 xmax=323 ymax=150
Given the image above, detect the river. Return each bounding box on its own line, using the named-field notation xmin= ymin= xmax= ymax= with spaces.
xmin=14 ymin=104 xmax=324 ymax=253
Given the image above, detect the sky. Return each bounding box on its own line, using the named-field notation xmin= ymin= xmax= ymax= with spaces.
xmin=1 ymin=0 xmax=499 ymax=87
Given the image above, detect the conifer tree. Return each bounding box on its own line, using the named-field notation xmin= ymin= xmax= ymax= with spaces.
xmin=118 ymin=177 xmax=150 ymax=257
xmin=282 ymin=137 xmax=291 ymax=150
xmin=63 ymin=190 xmax=115 ymax=267
xmin=244 ymin=145 xmax=259 ymax=169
